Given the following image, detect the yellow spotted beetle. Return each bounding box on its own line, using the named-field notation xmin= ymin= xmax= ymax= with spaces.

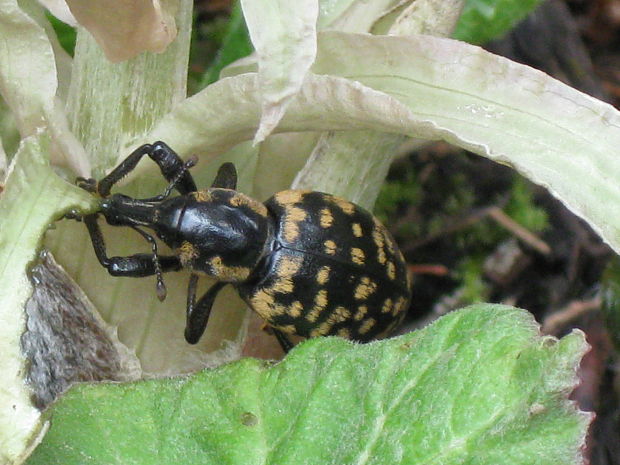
xmin=72 ymin=142 xmax=411 ymax=351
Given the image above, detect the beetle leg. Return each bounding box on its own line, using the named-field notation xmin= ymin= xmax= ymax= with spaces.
xmin=90 ymin=142 xmax=198 ymax=197
xmin=95 ymin=144 xmax=156 ymax=197
xmin=139 ymin=155 xmax=198 ymax=202
xmin=210 ymin=162 xmax=237 ymax=190
xmin=83 ymin=214 xmax=181 ymax=279
xmin=149 ymin=141 xmax=198 ymax=195
xmin=184 ymin=275 xmax=227 ymax=344
xmin=272 ymin=328 xmax=294 ymax=354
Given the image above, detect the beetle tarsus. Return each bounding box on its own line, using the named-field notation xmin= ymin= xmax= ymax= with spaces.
xmin=156 ymin=279 xmax=167 ymax=302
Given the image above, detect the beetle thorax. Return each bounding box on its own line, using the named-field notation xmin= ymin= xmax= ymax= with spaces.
xmin=166 ymin=189 xmax=274 ymax=282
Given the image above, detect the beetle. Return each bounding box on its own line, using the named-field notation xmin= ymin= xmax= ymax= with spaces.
xmin=72 ymin=141 xmax=411 ymax=352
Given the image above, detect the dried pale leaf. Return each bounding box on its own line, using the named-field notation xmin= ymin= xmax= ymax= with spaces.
xmin=312 ymin=31 xmax=620 ymax=254
xmin=0 ymin=133 xmax=95 ymax=465
xmin=240 ymin=0 xmax=318 ymax=143
xmin=65 ymin=0 xmax=177 ymax=62
xmin=0 ymin=0 xmax=57 ymax=135
xmin=321 ymin=0 xmax=407 ymax=32
xmin=38 ymin=0 xmax=77 ymax=26
xmin=147 ymin=73 xmax=432 ymax=159
xmin=372 ymin=0 xmax=465 ymax=35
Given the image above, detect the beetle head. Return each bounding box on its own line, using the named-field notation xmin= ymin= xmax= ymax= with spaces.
xmin=100 ymin=194 xmax=157 ymax=228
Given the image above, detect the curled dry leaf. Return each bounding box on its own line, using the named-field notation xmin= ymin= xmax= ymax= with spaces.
xmin=65 ymin=0 xmax=177 ymax=62
xmin=240 ymin=0 xmax=318 ymax=143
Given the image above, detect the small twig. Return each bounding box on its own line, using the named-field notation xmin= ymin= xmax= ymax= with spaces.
xmin=542 ymin=297 xmax=601 ymax=334
xmin=404 ymin=205 xmax=498 ymax=253
xmin=487 ymin=207 xmax=552 ymax=256
xmin=408 ymin=264 xmax=450 ymax=277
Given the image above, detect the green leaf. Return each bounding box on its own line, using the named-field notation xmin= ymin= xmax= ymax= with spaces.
xmin=454 ymin=0 xmax=544 ymax=44
xmin=46 ymin=12 xmax=76 ymax=55
xmin=26 ymin=305 xmax=589 ymax=464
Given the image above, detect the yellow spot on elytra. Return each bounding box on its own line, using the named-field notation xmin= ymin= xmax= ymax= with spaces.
xmin=316 ymin=306 xmax=351 ymax=336
xmin=307 ymin=290 xmax=328 ymax=322
xmin=382 ymin=298 xmax=393 ymax=314
xmin=268 ymin=256 xmax=303 ymax=294
xmin=393 ymin=296 xmax=408 ymax=316
xmin=338 ymin=328 xmax=351 ymax=338
xmin=320 ymin=208 xmax=333 ymax=228
xmin=316 ymin=266 xmax=330 ymax=285
xmin=178 ymin=241 xmax=198 ymax=267
xmin=192 ymin=190 xmax=212 ymax=202
xmin=273 ymin=324 xmax=296 ymax=334
xmin=229 ymin=193 xmax=268 ymax=217
xmin=354 ymin=277 xmax=377 ymax=300
xmin=331 ymin=196 xmax=355 ymax=215
xmin=283 ymin=206 xmax=307 ymax=242
xmin=208 ymin=256 xmax=250 ymax=282
xmin=315 ymin=290 xmax=328 ymax=308
xmin=377 ymin=248 xmax=387 ymax=265
xmin=250 ymin=289 xmax=275 ymax=319
xmin=372 ymin=227 xmax=387 ymax=264
xmin=272 ymin=303 xmax=288 ymax=316
xmin=310 ymin=306 xmax=352 ymax=337
xmin=374 ymin=217 xmax=396 ymax=254
xmin=271 ymin=278 xmax=294 ymax=294
xmin=330 ymin=306 xmax=351 ymax=323
xmin=274 ymin=190 xmax=305 ymax=206
xmin=289 ymin=301 xmax=303 ymax=318
xmin=359 ymin=318 xmax=376 ymax=335
xmin=386 ymin=261 xmax=396 ymax=280
xmin=354 ymin=305 xmax=368 ymax=321
xmin=310 ymin=322 xmax=332 ymax=337
xmin=352 ymin=223 xmax=363 ymax=237
xmin=278 ymin=256 xmax=303 ymax=277
xmin=324 ymin=240 xmax=337 ymax=255
xmin=351 ymin=248 xmax=365 ymax=265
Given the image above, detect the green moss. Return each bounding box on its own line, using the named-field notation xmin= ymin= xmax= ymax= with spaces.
xmin=505 ymin=177 xmax=548 ymax=233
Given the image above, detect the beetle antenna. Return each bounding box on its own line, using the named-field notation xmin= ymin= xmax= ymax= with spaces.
xmin=131 ymin=226 xmax=167 ymax=301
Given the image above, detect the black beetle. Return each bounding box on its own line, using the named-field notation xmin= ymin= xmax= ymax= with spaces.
xmin=72 ymin=142 xmax=411 ymax=351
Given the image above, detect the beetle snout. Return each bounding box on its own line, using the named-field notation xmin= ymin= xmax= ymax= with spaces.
xmin=101 ymin=194 xmax=131 ymax=210
xmin=100 ymin=194 xmax=158 ymax=228
xmin=100 ymin=194 xmax=138 ymax=226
